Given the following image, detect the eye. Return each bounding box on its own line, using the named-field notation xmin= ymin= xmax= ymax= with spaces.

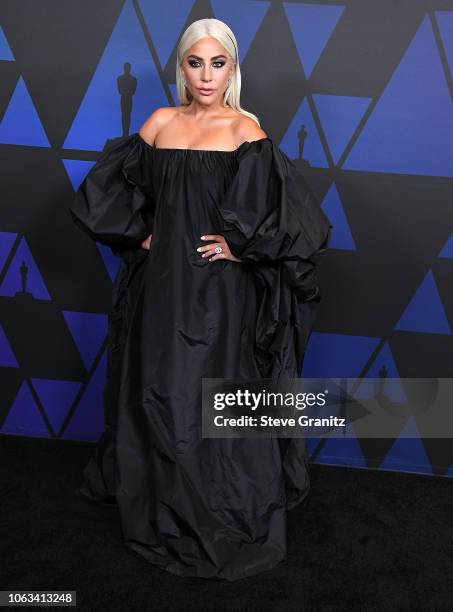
xmin=188 ymin=60 xmax=226 ymax=68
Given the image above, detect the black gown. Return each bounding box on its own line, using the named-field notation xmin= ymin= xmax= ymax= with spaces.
xmin=70 ymin=132 xmax=331 ymax=581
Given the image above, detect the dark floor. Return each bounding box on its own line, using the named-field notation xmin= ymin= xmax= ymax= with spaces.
xmin=0 ymin=434 xmax=452 ymax=612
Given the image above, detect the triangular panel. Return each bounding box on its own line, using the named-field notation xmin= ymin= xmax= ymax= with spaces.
xmin=0 ymin=76 xmax=51 ymax=147
xmin=344 ymin=16 xmax=453 ymax=177
xmin=64 ymin=0 xmax=168 ymax=151
xmin=63 ymin=311 xmax=108 ymax=370
xmin=395 ymin=270 xmax=451 ymax=334
xmin=284 ymin=3 xmax=345 ymax=78
xmin=0 ymin=237 xmax=51 ymax=300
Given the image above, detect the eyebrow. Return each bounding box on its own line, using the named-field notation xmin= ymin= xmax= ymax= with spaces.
xmin=187 ymin=54 xmax=227 ymax=60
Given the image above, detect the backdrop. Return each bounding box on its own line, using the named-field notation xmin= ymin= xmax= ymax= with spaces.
xmin=0 ymin=0 xmax=452 ymax=477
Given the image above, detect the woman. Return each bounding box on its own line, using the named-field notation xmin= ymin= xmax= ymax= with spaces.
xmin=70 ymin=18 xmax=332 ymax=581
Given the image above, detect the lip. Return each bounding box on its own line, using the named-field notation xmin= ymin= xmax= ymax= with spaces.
xmin=198 ymin=88 xmax=214 ymax=95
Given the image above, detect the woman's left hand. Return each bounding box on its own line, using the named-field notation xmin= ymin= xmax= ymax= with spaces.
xmin=197 ymin=234 xmax=242 ymax=263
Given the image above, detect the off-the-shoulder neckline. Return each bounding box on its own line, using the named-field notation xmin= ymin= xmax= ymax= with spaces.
xmin=136 ymin=132 xmax=271 ymax=153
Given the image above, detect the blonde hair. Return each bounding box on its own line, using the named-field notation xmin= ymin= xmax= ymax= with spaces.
xmin=175 ymin=18 xmax=260 ymax=126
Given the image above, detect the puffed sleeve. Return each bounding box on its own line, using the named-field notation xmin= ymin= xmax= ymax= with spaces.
xmin=216 ymin=138 xmax=332 ymax=377
xmin=69 ymin=133 xmax=155 ymax=257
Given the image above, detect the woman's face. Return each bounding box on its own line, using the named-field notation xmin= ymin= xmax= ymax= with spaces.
xmin=181 ymin=36 xmax=234 ymax=105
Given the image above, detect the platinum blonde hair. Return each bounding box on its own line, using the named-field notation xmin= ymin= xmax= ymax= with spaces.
xmin=175 ymin=18 xmax=260 ymax=126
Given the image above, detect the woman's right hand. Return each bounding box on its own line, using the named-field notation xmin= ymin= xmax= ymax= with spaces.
xmin=141 ymin=234 xmax=153 ymax=250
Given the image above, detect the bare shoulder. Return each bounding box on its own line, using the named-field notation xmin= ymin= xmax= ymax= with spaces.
xmin=233 ymin=115 xmax=267 ymax=146
xmin=139 ymin=107 xmax=176 ymax=145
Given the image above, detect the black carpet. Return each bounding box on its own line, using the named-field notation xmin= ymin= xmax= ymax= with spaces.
xmin=1 ymin=434 xmax=452 ymax=611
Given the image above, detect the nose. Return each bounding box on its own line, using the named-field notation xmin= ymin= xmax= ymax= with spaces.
xmin=201 ymin=65 xmax=212 ymax=82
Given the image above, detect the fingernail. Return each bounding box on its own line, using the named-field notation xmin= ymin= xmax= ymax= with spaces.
xmin=200 ymin=236 xmax=205 ymax=240
xmin=196 ymin=247 xmax=202 ymax=252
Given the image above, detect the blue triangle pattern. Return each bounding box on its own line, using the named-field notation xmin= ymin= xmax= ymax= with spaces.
xmin=62 ymin=351 xmax=107 ymax=441
xmin=0 ymin=25 xmax=14 ymax=60
xmin=0 ymin=232 xmax=17 ymax=272
xmin=97 ymin=243 xmax=121 ymax=283
xmin=0 ymin=324 xmax=19 ymax=367
xmin=62 ymin=159 xmax=95 ymax=191
xmin=0 ymin=76 xmax=51 ymax=147
xmin=314 ymin=94 xmax=371 ymax=164
xmin=0 ymin=237 xmax=51 ymax=300
xmin=1 ymin=381 xmax=50 ymax=437
xmin=395 ymin=270 xmax=451 ymax=334
xmin=212 ymin=0 xmax=270 ymax=62
xmin=344 ymin=16 xmax=453 ymax=177
xmin=380 ymin=417 xmax=433 ymax=475
xmin=352 ymin=343 xmax=406 ymax=403
xmin=139 ymin=0 xmax=195 ymax=67
xmin=62 ymin=311 xmax=108 ymax=370
xmin=302 ymin=332 xmax=381 ymax=378
xmin=284 ymin=3 xmax=345 ymax=78
xmin=64 ymin=0 xmax=168 ymax=150
xmin=435 ymin=11 xmax=453 ymax=78
xmin=32 ymin=378 xmax=82 ymax=435
xmin=320 ymin=183 xmax=356 ymax=250
xmin=280 ymin=97 xmax=329 ymax=166
xmin=438 ymin=233 xmax=453 ymax=259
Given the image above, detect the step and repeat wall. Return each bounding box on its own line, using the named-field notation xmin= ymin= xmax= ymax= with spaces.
xmin=0 ymin=1 xmax=452 ymax=477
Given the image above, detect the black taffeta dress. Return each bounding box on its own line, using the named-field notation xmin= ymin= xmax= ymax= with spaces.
xmin=70 ymin=132 xmax=332 ymax=581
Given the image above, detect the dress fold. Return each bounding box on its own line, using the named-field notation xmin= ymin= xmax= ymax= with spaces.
xmin=70 ymin=134 xmax=155 ymax=257
xmin=215 ymin=137 xmax=331 ymax=376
